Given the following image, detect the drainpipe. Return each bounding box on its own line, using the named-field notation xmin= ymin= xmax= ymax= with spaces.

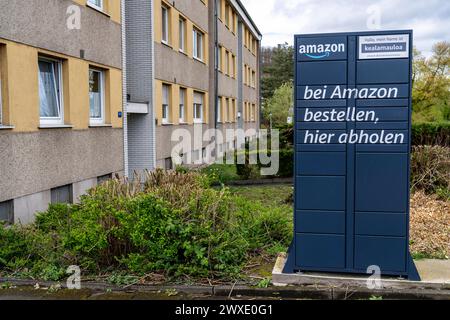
xmin=214 ymin=0 xmax=219 ymax=130
xmin=121 ymin=0 xmax=129 ymax=177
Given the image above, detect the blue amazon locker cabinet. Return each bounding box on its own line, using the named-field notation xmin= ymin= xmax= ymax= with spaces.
xmin=286 ymin=30 xmax=420 ymax=279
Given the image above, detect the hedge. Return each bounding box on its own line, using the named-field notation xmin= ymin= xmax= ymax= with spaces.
xmin=412 ymin=122 xmax=450 ymax=147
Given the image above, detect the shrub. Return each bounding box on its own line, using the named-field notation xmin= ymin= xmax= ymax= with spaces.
xmin=412 ymin=122 xmax=450 ymax=147
xmin=411 ymin=146 xmax=450 ymax=194
xmin=0 ymin=170 xmax=293 ymax=280
xmin=277 ymin=148 xmax=294 ymax=177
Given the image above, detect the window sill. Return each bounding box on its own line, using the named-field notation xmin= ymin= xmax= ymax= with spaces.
xmin=161 ymin=122 xmax=174 ymax=126
xmin=193 ymin=57 xmax=205 ymax=64
xmin=161 ymin=41 xmax=173 ymax=49
xmin=39 ymin=124 xmax=73 ymax=129
xmin=89 ymin=124 xmax=113 ymax=128
xmin=0 ymin=125 xmax=14 ymax=130
xmin=179 ymin=49 xmax=188 ymax=56
xmin=86 ymin=3 xmax=111 ymax=18
xmin=178 ymin=121 xmax=189 ymax=125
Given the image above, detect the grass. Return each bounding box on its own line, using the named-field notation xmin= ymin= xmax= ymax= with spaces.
xmin=229 ymin=184 xmax=293 ymax=207
xmin=201 ymin=164 xmax=240 ymax=184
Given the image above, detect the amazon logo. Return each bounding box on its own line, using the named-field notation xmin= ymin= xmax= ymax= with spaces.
xmin=299 ymin=43 xmax=345 ymax=59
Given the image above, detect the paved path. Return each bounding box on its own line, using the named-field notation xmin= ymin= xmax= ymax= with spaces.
xmin=415 ymin=259 xmax=450 ymax=284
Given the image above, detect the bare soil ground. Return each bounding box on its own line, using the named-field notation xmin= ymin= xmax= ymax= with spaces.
xmin=410 ymin=191 xmax=450 ymax=259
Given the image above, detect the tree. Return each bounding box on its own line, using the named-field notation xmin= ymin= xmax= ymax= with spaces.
xmin=413 ymin=41 xmax=450 ymax=123
xmin=263 ymin=82 xmax=293 ymax=127
xmin=261 ymin=43 xmax=294 ymax=102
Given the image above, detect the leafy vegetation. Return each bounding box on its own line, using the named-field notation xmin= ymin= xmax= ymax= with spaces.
xmin=261 ymin=44 xmax=294 ymax=102
xmin=262 ymin=82 xmax=294 ymax=127
xmin=0 ymin=170 xmax=292 ymax=281
xmin=413 ymin=42 xmax=450 ymax=123
xmin=412 ymin=122 xmax=450 ymax=147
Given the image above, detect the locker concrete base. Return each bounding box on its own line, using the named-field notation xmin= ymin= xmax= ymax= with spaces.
xmin=281 ymin=242 xmax=422 ymax=282
xmin=274 ymin=255 xmax=450 ymax=293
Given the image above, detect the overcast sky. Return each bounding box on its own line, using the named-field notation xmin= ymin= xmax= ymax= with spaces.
xmin=241 ymin=0 xmax=450 ymax=56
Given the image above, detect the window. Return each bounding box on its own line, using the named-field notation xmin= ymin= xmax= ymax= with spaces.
xmin=231 ymin=99 xmax=236 ymax=122
xmin=165 ymin=157 xmax=173 ymax=170
xmin=244 ymin=64 xmax=247 ymax=85
xmin=0 ymin=52 xmax=3 ymax=125
xmin=217 ymin=97 xmax=222 ymax=123
xmin=38 ymin=57 xmax=63 ymax=125
xmin=97 ymin=173 xmax=112 ymax=185
xmin=225 ymin=4 xmax=230 ymax=27
xmin=179 ymin=18 xmax=186 ymax=52
xmin=162 ymin=84 xmax=171 ymax=124
xmin=87 ymin=0 xmax=103 ymax=11
xmin=51 ymin=184 xmax=73 ymax=204
xmin=89 ymin=68 xmax=105 ymax=124
xmin=231 ymin=54 xmax=236 ymax=78
xmin=252 ymin=70 xmax=256 ymax=88
xmin=0 ymin=200 xmax=13 ymax=225
xmin=217 ymin=46 xmax=222 ymax=71
xmin=231 ymin=11 xmax=236 ymax=34
xmin=225 ymin=50 xmax=230 ymax=75
xmin=193 ymin=28 xmax=204 ymax=61
xmin=217 ymin=0 xmax=222 ymax=20
xmin=193 ymin=91 xmax=204 ymax=123
xmin=179 ymin=88 xmax=186 ymax=123
xmin=225 ymin=98 xmax=230 ymax=122
xmin=161 ymin=4 xmax=170 ymax=44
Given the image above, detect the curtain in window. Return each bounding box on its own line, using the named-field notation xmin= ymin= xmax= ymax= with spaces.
xmin=194 ymin=92 xmax=203 ymax=120
xmin=162 ymin=85 xmax=170 ymax=120
xmin=38 ymin=60 xmax=59 ymax=118
xmin=89 ymin=70 xmax=102 ymax=119
xmin=179 ymin=89 xmax=186 ymax=121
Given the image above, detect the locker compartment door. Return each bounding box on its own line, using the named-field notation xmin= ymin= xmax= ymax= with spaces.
xmin=354 ymin=236 xmax=406 ymax=272
xmin=296 ymin=234 xmax=346 ymax=269
xmin=355 ymin=153 xmax=408 ymax=212
xmin=296 ymin=176 xmax=346 ymax=211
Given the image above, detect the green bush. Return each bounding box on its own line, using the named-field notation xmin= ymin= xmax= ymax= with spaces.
xmin=201 ymin=164 xmax=239 ymax=184
xmin=0 ymin=170 xmax=293 ymax=280
xmin=277 ymin=148 xmax=294 ymax=177
xmin=412 ymin=122 xmax=450 ymax=147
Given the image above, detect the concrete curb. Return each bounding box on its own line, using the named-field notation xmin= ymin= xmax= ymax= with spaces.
xmin=1 ymin=276 xmax=449 ymax=300
xmin=271 ymin=255 xmax=450 ymax=300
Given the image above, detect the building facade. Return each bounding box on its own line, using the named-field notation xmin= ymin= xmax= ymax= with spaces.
xmin=0 ymin=0 xmax=261 ymax=223
xmin=0 ymin=0 xmax=124 ymax=224
xmin=125 ymin=0 xmax=261 ymax=174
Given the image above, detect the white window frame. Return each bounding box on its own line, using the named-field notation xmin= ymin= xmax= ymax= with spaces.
xmin=38 ymin=57 xmax=64 ymax=126
xmin=161 ymin=5 xmax=169 ymax=45
xmin=225 ymin=50 xmax=230 ymax=75
xmin=162 ymin=84 xmax=170 ymax=124
xmin=89 ymin=68 xmax=105 ymax=125
xmin=179 ymin=18 xmax=186 ymax=52
xmin=179 ymin=88 xmax=186 ymax=123
xmin=217 ymin=46 xmax=222 ymax=71
xmin=193 ymin=28 xmax=204 ymax=61
xmin=87 ymin=0 xmax=103 ymax=11
xmin=0 ymin=63 xmax=3 ymax=125
xmin=217 ymin=0 xmax=222 ymax=20
xmin=225 ymin=4 xmax=230 ymax=28
xmin=217 ymin=97 xmax=222 ymax=123
xmin=193 ymin=91 xmax=204 ymax=124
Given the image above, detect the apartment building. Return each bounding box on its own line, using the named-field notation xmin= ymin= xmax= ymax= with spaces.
xmin=125 ymin=0 xmax=261 ymax=173
xmin=0 ymin=0 xmax=124 ymax=224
